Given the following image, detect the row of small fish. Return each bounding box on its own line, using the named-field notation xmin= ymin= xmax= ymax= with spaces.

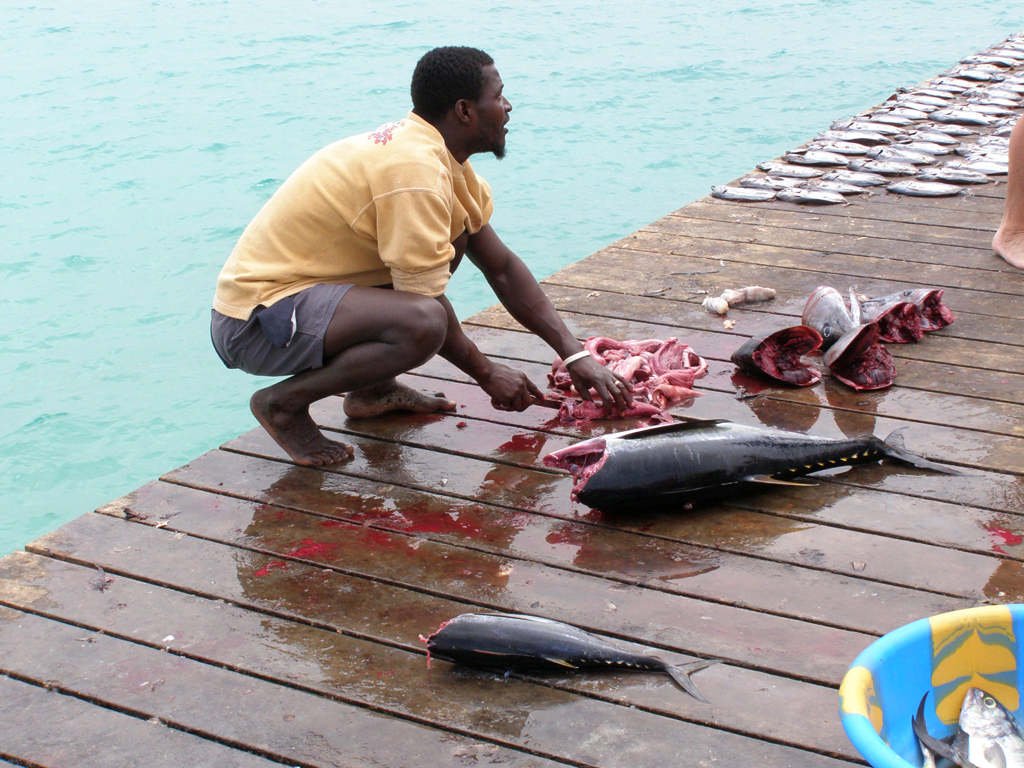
xmin=712 ymin=34 xmax=1024 ymax=203
xmin=731 ymin=286 xmax=954 ymax=391
xmin=914 ymin=688 xmax=1024 ymax=768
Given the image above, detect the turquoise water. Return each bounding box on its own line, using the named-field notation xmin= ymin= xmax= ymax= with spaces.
xmin=3 ymin=1 xmax=1021 ymax=556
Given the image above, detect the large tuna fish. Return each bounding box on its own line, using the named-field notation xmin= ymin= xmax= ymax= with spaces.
xmin=542 ymin=419 xmax=958 ymax=512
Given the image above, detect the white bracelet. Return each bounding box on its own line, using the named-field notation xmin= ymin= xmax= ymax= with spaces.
xmin=562 ymin=350 xmax=592 ymax=367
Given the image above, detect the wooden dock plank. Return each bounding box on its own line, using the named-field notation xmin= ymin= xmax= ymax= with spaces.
xmin=31 ymin=509 xmax=873 ymax=688
xmin=0 ymin=548 xmax=857 ymax=765
xmin=128 ymin=466 xmax=973 ymax=635
xmin=616 ymin=230 xmax=1022 ymax=295
xmin=0 ymin=675 xmax=280 ymax=768
xmin=543 ymin=252 xmax=1024 ymax=329
xmin=0 ymin=604 xmax=562 ymax=768
xmin=679 ymin=198 xmax=1002 ymax=246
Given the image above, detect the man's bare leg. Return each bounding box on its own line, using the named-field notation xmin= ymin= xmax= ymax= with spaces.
xmin=993 ymin=116 xmax=1024 ymax=269
xmin=250 ymin=287 xmax=450 ymax=467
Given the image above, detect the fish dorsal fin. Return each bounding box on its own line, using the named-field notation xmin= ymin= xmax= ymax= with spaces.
xmin=849 ymin=287 xmax=862 ymax=326
xmin=617 ymin=419 xmax=730 ymax=441
xmin=748 ymin=476 xmax=818 ymax=487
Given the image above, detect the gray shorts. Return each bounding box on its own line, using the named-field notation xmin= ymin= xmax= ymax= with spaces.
xmin=210 ymin=283 xmax=353 ymax=377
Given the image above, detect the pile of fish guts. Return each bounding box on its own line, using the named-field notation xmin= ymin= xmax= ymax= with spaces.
xmin=712 ymin=33 xmax=1024 ymax=203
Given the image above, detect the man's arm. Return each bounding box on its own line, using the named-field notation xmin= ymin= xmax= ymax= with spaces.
xmin=465 ymin=224 xmax=632 ymax=413
xmin=433 ymin=291 xmax=545 ymax=411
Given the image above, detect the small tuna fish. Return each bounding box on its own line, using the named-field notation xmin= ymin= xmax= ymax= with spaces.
xmin=542 ymin=419 xmax=958 ymax=511
xmin=757 ymin=162 xmax=825 ymax=178
xmin=423 ymin=612 xmax=720 ymax=702
xmin=821 ymin=169 xmax=890 ymax=187
xmin=799 ymin=179 xmax=869 ymax=195
xmin=867 ymin=146 xmax=934 ymax=164
xmin=730 ymin=326 xmax=823 ymax=387
xmin=955 ymin=688 xmax=1024 ymax=768
xmin=916 ymin=167 xmax=991 ymax=184
xmin=738 ymin=175 xmax=805 ymax=190
xmin=888 ymin=180 xmax=964 ymax=197
xmin=848 ymin=158 xmax=920 ymax=175
xmin=775 ymin=187 xmax=847 ymax=204
xmin=783 ymin=150 xmax=850 ymax=167
xmin=711 ymin=185 xmax=776 ymax=202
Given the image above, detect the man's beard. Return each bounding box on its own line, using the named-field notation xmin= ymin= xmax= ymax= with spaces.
xmin=492 ymin=143 xmax=506 ymax=160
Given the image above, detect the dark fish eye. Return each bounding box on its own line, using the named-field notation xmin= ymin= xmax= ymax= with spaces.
xmin=902 ymin=289 xmax=913 ymax=297
xmin=985 ymin=696 xmax=997 ymax=707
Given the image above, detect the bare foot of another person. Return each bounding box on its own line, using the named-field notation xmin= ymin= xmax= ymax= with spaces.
xmin=344 ymin=379 xmax=457 ymax=419
xmin=993 ymin=228 xmax=1024 ymax=269
xmin=250 ymin=389 xmax=354 ymax=466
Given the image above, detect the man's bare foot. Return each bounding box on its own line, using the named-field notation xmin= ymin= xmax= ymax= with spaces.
xmin=344 ymin=379 xmax=457 ymax=419
xmin=993 ymin=228 xmax=1024 ymax=269
xmin=250 ymin=390 xmax=354 ymax=466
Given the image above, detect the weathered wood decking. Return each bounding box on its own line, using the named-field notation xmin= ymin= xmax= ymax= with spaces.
xmin=3 ymin=87 xmax=1024 ymax=768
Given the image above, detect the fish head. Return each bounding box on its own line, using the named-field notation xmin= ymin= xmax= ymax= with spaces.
xmin=823 ymin=323 xmax=896 ymax=390
xmin=730 ymin=326 xmax=823 ymax=386
xmin=802 ymin=287 xmax=855 ymax=348
xmin=959 ymin=688 xmax=1021 ymax=742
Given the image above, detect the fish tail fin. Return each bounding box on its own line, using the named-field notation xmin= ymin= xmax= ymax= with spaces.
xmin=665 ymin=658 xmax=722 ymax=703
xmin=881 ymin=429 xmax=962 ymax=475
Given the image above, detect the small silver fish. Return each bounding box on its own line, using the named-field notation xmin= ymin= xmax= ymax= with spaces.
xmin=821 ymin=169 xmax=890 ymax=187
xmin=807 ymin=140 xmax=870 ymax=155
xmin=918 ymin=121 xmax=978 ymax=136
xmin=775 ymin=187 xmax=847 ymax=204
xmin=738 ymin=175 xmax=805 ymax=190
xmin=832 ymin=119 xmax=902 ymax=135
xmin=888 ymin=180 xmax=963 ymax=197
xmin=886 ymin=106 xmax=932 ymax=119
xmin=816 ymin=129 xmax=892 ymax=145
xmin=916 ymin=167 xmax=991 ymax=184
xmin=899 ymin=94 xmax=953 ymax=108
xmin=757 ymin=162 xmax=825 ymax=178
xmin=865 ymin=112 xmax=917 ymax=126
xmin=946 ymin=159 xmax=1009 ymax=175
xmin=799 ymin=179 xmax=868 ymax=194
xmin=898 ymin=141 xmax=954 ymax=155
xmin=901 ymin=129 xmax=962 ymax=145
xmin=711 ymin=185 xmax=776 ymax=202
xmin=867 ymin=146 xmax=935 ymax=164
xmin=848 ymin=158 xmax=920 ymax=175
xmin=783 ymin=150 xmax=850 ymax=166
xmin=931 ymin=109 xmax=998 ymax=125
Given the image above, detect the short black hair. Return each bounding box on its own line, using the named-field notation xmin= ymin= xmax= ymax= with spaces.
xmin=411 ymin=46 xmax=495 ymax=122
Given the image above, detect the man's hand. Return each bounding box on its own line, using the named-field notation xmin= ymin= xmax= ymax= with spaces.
xmin=479 ymin=361 xmax=545 ymax=411
xmin=566 ymin=356 xmax=634 ymax=415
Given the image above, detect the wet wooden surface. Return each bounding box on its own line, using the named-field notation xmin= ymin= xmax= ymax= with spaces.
xmin=4 ymin=85 xmax=1024 ymax=768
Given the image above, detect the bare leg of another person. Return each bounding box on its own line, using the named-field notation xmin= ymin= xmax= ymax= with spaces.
xmin=250 ymin=287 xmax=452 ymax=467
xmin=993 ymin=116 xmax=1024 ymax=269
